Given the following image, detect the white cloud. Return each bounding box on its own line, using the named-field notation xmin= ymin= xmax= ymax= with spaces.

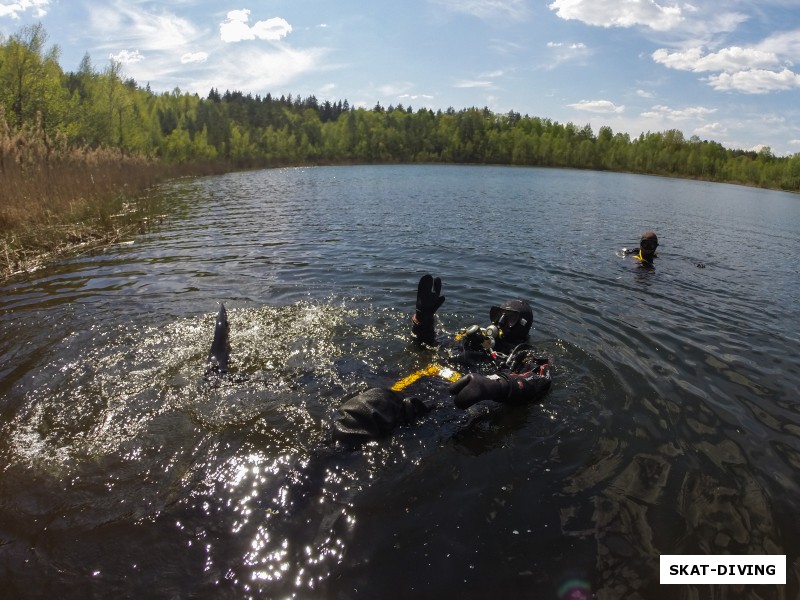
xmin=697 ymin=10 xmax=749 ymax=38
xmin=640 ymin=105 xmax=717 ymax=120
xmin=181 ymin=52 xmax=208 ymax=64
xmin=0 ymin=0 xmax=49 ymax=19
xmin=378 ymin=82 xmax=414 ymax=97
xmin=636 ymin=89 xmax=655 ymax=98
xmin=454 ymin=79 xmax=493 ymax=89
xmin=250 ymin=17 xmax=292 ymax=41
xmin=548 ymin=0 xmax=749 ymax=41
xmin=319 ymin=82 xmax=336 ymax=94
xmin=81 ymin=4 xmax=326 ymax=98
xmin=489 ymin=39 xmax=525 ymax=56
xmin=568 ymin=100 xmax=624 ymax=114
xmin=760 ymin=115 xmax=785 ymax=126
xmin=652 ymin=46 xmax=780 ymax=72
xmin=547 ymin=42 xmax=587 ymax=50
xmin=399 ymin=93 xmax=435 ymax=101
xmin=219 ymin=9 xmax=252 ymax=42
xmin=756 ymin=29 xmax=800 ymax=63
xmin=694 ymin=122 xmax=727 ymax=136
xmin=110 ymin=49 xmax=144 ymax=64
xmin=220 ymin=9 xmax=292 ymax=43
xmin=548 ymin=0 xmax=684 ymax=32
xmin=186 ymin=45 xmax=326 ymax=94
xmin=545 ymin=41 xmax=590 ymax=67
xmin=89 ymin=3 xmax=201 ymax=53
xmin=652 ymin=37 xmax=800 ymax=94
xmin=707 ymin=67 xmax=800 ymax=94
xmin=789 ymin=139 xmax=800 ymax=147
xmin=430 ymin=0 xmax=529 ymax=21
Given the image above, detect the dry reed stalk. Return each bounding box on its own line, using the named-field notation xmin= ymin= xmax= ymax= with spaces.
xmin=0 ymin=110 xmax=170 ymax=281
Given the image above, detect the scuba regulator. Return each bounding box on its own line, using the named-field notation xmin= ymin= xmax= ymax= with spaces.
xmin=458 ymin=323 xmax=545 ymax=375
xmin=456 ymin=300 xmax=536 ymax=370
xmin=461 ymin=323 xmax=503 ymax=350
xmin=460 ymin=301 xmax=531 ymax=351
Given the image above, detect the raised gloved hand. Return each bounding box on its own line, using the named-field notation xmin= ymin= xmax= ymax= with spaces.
xmin=416 ymin=274 xmax=445 ymax=317
xmin=412 ymin=274 xmax=445 ymax=345
xmin=448 ymin=373 xmax=509 ymax=409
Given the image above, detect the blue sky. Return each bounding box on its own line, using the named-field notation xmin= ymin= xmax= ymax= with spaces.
xmin=2 ymin=0 xmax=799 ymax=156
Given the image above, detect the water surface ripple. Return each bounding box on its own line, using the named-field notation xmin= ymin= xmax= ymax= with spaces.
xmin=1 ymin=165 xmax=798 ymax=598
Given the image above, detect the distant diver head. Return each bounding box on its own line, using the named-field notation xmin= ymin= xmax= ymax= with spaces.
xmin=489 ymin=299 xmax=533 ymax=343
xmin=640 ymin=230 xmax=658 ymax=255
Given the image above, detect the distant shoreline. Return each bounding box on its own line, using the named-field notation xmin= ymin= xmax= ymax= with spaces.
xmin=4 ymin=159 xmax=797 ymax=283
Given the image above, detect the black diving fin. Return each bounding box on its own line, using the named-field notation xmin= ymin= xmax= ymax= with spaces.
xmin=205 ymin=303 xmax=230 ymax=378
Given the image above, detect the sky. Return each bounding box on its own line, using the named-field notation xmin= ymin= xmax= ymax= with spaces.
xmin=2 ymin=0 xmax=800 ymax=156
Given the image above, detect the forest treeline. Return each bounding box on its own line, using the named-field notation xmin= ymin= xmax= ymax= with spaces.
xmin=2 ymin=23 xmax=800 ymax=277
xmin=3 ymin=23 xmax=800 ymax=190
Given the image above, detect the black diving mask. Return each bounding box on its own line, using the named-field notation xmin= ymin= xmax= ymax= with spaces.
xmin=640 ymin=239 xmax=658 ymax=251
xmin=489 ymin=306 xmax=522 ymax=329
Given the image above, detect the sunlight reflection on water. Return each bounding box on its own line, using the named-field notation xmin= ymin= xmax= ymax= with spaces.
xmin=1 ymin=165 xmax=799 ymax=598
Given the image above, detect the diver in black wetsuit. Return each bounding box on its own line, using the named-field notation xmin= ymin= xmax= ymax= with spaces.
xmin=203 ymin=275 xmax=552 ymax=447
xmin=412 ymin=274 xmax=552 ymax=407
xmin=331 ymin=274 xmax=553 ymax=445
xmin=622 ymin=230 xmax=659 ymax=265
xmin=621 ymin=230 xmax=705 ymax=269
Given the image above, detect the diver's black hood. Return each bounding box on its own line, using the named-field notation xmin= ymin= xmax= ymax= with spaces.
xmin=491 ymin=299 xmax=533 ymax=343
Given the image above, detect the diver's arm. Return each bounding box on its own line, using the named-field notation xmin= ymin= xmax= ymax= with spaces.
xmin=449 ymin=364 xmax=552 ymax=409
xmin=332 ymin=388 xmax=431 ymax=447
xmin=411 ymin=274 xmax=445 ymax=346
xmin=499 ymin=364 xmax=552 ymax=404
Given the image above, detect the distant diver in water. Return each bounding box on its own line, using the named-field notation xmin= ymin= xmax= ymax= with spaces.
xmin=204 ymin=274 xmax=553 ymax=447
xmin=623 ymin=230 xmax=659 ymax=266
xmin=621 ymin=230 xmax=705 ymax=268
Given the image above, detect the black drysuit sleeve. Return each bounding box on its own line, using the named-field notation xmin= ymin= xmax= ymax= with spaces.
xmin=332 ymin=388 xmax=431 ymax=446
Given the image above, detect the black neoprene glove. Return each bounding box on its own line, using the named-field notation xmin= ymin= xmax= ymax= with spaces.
xmin=449 ymin=365 xmax=553 ymax=409
xmin=503 ymin=365 xmax=552 ymax=404
xmin=449 ymin=373 xmax=509 ymax=409
xmin=412 ymin=274 xmax=445 ymax=345
xmin=333 ymin=388 xmax=431 ymax=446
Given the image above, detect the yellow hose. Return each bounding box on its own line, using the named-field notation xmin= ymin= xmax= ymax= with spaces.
xmin=391 ymin=363 xmax=462 ymax=391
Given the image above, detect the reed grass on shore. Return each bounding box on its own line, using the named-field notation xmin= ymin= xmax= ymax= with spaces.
xmin=0 ymin=113 xmax=228 ymax=281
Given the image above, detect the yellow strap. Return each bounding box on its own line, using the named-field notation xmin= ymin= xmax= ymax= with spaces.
xmin=391 ymin=363 xmax=462 ymax=391
xmin=634 ymin=250 xmax=657 ymax=263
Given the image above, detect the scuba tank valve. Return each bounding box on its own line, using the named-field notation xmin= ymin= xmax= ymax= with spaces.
xmin=484 ymin=323 xmax=501 ymax=341
xmin=458 ymin=324 xmax=503 ymax=350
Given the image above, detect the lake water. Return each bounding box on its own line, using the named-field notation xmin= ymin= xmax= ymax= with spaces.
xmin=1 ymin=164 xmax=799 ymax=599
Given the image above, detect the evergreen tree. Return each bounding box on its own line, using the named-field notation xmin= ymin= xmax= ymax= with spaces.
xmin=0 ymin=22 xmax=796 ymax=192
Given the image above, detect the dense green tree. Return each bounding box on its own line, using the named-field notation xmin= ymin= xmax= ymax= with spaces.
xmin=0 ymin=23 xmax=68 ymax=138
xmin=2 ymin=22 xmax=798 ymax=192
